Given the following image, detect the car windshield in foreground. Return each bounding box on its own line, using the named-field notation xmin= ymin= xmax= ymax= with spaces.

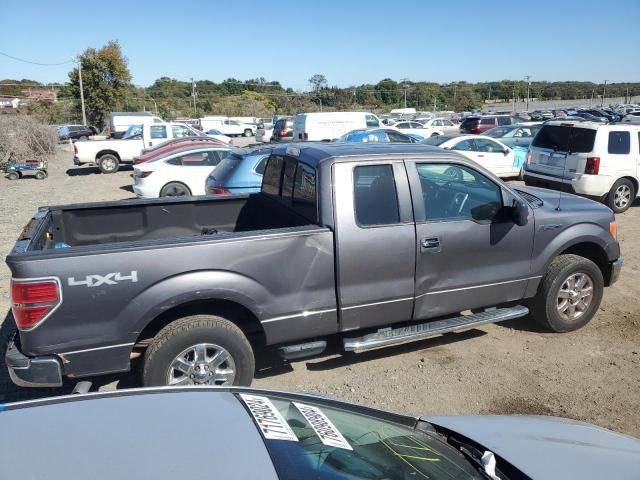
xmin=532 ymin=125 xmax=596 ymax=153
xmin=239 ymin=393 xmax=482 ymax=480
xmin=424 ymin=135 xmax=455 ymax=146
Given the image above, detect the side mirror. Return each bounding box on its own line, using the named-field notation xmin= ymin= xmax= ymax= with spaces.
xmin=503 ymin=148 xmax=510 ymax=156
xmin=512 ymin=199 xmax=529 ymax=226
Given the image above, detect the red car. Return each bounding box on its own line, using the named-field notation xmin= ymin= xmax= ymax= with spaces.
xmin=134 ymin=137 xmax=225 ymax=164
xmin=459 ymin=115 xmax=519 ymax=134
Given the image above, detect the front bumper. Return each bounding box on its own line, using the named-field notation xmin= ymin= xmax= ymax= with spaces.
xmin=609 ymin=257 xmax=623 ymax=285
xmin=5 ymin=335 xmax=63 ymax=387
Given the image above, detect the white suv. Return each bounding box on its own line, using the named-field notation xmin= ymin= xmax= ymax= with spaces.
xmin=523 ymin=121 xmax=640 ymax=213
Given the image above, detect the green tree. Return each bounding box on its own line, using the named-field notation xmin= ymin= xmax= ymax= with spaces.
xmin=68 ymin=41 xmax=132 ymax=128
xmin=308 ymin=74 xmax=328 ymax=92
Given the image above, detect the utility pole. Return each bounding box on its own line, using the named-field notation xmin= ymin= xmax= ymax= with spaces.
xmin=191 ymin=77 xmax=197 ymax=116
xmin=525 ymin=75 xmax=531 ymax=111
xmin=400 ymin=78 xmax=408 ymax=109
xmin=453 ymin=83 xmax=458 ymax=106
xmin=602 ymin=80 xmax=608 ymax=107
xmin=72 ymin=56 xmax=87 ymax=125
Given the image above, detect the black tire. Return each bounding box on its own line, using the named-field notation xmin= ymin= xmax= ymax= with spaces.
xmin=7 ymin=172 xmax=19 ymax=180
xmin=35 ymin=171 xmax=46 ymax=180
xmin=143 ymin=315 xmax=254 ymax=387
xmin=607 ymin=178 xmax=635 ymax=213
xmin=529 ymin=254 xmax=604 ymax=332
xmin=160 ymin=182 xmax=191 ymax=197
xmin=430 ymin=132 xmax=439 ymax=137
xmin=98 ymin=154 xmax=120 ymax=174
xmin=243 ymin=129 xmax=253 ymax=137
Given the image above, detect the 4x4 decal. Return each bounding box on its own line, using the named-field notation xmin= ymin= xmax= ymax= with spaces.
xmin=68 ymin=271 xmax=138 ymax=288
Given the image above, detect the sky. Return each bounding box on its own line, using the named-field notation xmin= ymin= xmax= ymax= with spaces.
xmin=1 ymin=0 xmax=638 ymax=89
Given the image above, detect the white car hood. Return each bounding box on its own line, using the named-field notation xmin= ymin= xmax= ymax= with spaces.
xmin=424 ymin=415 xmax=640 ymax=480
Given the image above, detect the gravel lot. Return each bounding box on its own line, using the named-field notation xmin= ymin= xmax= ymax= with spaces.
xmin=1 ymin=141 xmax=639 ymax=438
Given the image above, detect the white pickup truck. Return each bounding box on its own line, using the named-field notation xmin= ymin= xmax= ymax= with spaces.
xmin=74 ymin=122 xmax=202 ymax=173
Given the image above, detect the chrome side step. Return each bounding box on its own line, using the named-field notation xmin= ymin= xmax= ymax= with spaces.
xmin=343 ymin=305 xmax=529 ymax=353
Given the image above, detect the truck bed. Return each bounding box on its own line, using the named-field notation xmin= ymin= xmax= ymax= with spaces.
xmin=13 ymin=194 xmax=317 ymax=253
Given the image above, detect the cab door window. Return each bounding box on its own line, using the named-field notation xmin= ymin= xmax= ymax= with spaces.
xmin=354 ymin=165 xmax=400 ymax=226
xmin=416 ymin=163 xmax=502 ymax=222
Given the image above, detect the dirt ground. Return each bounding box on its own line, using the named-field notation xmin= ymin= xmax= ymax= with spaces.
xmin=1 ymin=143 xmax=639 ymax=437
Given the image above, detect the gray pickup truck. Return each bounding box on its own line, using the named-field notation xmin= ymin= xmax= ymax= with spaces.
xmin=5 ymin=143 xmax=622 ymax=388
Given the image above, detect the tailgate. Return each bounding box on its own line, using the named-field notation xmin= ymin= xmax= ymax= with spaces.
xmin=527 ymin=124 xmax=596 ymax=178
xmin=9 ymin=209 xmax=52 ymax=255
xmin=528 ymin=149 xmax=587 ymax=179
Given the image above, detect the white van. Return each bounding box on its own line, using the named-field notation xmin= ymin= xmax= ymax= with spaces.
xmin=523 ymin=121 xmax=640 ymax=213
xmin=109 ymin=112 xmax=163 ymax=138
xmin=292 ymin=112 xmax=381 ymax=141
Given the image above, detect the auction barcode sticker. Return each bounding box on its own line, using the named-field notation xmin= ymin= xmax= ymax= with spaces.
xmin=293 ymin=402 xmax=353 ymax=450
xmin=239 ymin=394 xmax=298 ymax=442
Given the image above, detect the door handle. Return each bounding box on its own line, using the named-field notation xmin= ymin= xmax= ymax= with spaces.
xmin=421 ymin=237 xmax=441 ymax=251
xmin=477 ymin=154 xmax=485 ymax=157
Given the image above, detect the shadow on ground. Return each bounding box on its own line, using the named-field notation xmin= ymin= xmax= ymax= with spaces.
xmin=66 ymin=165 xmax=133 ymax=176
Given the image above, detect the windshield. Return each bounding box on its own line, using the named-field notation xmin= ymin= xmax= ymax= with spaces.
xmin=210 ymin=154 xmax=243 ymax=181
xmin=239 ymin=394 xmax=482 ymax=480
xmin=484 ymin=126 xmax=512 ymax=138
xmin=424 ymin=135 xmax=455 ymax=146
xmin=532 ymin=125 xmax=596 ymax=153
xmin=123 ymin=124 xmax=142 ymax=139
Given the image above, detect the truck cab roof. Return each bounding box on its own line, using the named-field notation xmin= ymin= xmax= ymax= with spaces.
xmin=270 ymin=142 xmax=444 ymax=167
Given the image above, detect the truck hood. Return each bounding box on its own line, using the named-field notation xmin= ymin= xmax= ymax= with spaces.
xmin=424 ymin=415 xmax=640 ymax=480
xmin=514 ymin=185 xmax=614 ymax=218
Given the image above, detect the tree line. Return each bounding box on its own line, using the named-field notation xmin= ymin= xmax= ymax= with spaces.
xmin=1 ymin=41 xmax=639 ymax=128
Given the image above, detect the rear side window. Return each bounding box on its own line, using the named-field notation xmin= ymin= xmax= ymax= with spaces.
xmin=150 ymin=125 xmax=167 ymax=139
xmin=608 ymin=131 xmax=630 ymax=154
xmin=497 ymin=117 xmax=511 ymax=126
xmin=255 ymin=156 xmax=268 ymax=175
xmin=532 ymin=126 xmax=596 ymax=153
xmin=262 ymin=155 xmax=283 ymax=196
xmin=480 ymin=118 xmax=495 ymax=125
xmin=354 ymin=165 xmax=400 ymax=227
xmin=292 ymin=162 xmax=317 ymax=221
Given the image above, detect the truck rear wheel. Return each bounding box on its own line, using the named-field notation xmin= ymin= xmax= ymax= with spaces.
xmin=143 ymin=315 xmax=255 ymax=387
xmin=607 ymin=178 xmax=635 ymax=213
xmin=98 ymin=154 xmax=120 ymax=174
xmin=243 ymin=129 xmax=253 ymax=137
xmin=530 ymin=254 xmax=604 ymax=332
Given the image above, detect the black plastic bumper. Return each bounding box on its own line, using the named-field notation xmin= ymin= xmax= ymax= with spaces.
xmin=5 ymin=335 xmax=63 ymax=387
xmin=610 ymin=257 xmax=623 ymax=285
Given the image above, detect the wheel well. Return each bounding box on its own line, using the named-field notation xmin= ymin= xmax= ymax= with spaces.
xmin=621 ymin=176 xmax=638 ymax=194
xmin=559 ymin=242 xmax=610 ymax=284
xmin=136 ymin=299 xmax=265 ymax=348
xmin=96 ymin=150 xmax=121 ymax=161
xmin=161 ymin=181 xmax=192 ymax=196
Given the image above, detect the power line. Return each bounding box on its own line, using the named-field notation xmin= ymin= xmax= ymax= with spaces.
xmin=0 ymin=50 xmax=73 ymax=66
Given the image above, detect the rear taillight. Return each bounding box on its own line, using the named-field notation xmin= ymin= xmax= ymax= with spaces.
xmin=11 ymin=278 xmax=61 ymax=330
xmin=303 ymin=132 xmax=309 ymax=140
xmin=209 ymin=187 xmax=231 ymax=195
xmin=585 ymin=157 xmax=600 ymax=175
xmin=73 ymin=144 xmax=78 ymax=154
xmin=138 ymin=171 xmax=153 ymax=178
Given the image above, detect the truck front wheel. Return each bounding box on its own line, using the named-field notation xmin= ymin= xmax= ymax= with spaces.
xmin=243 ymin=129 xmax=253 ymax=137
xmin=98 ymin=154 xmax=120 ymax=174
xmin=142 ymin=315 xmax=255 ymax=387
xmin=530 ymin=254 xmax=604 ymax=332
